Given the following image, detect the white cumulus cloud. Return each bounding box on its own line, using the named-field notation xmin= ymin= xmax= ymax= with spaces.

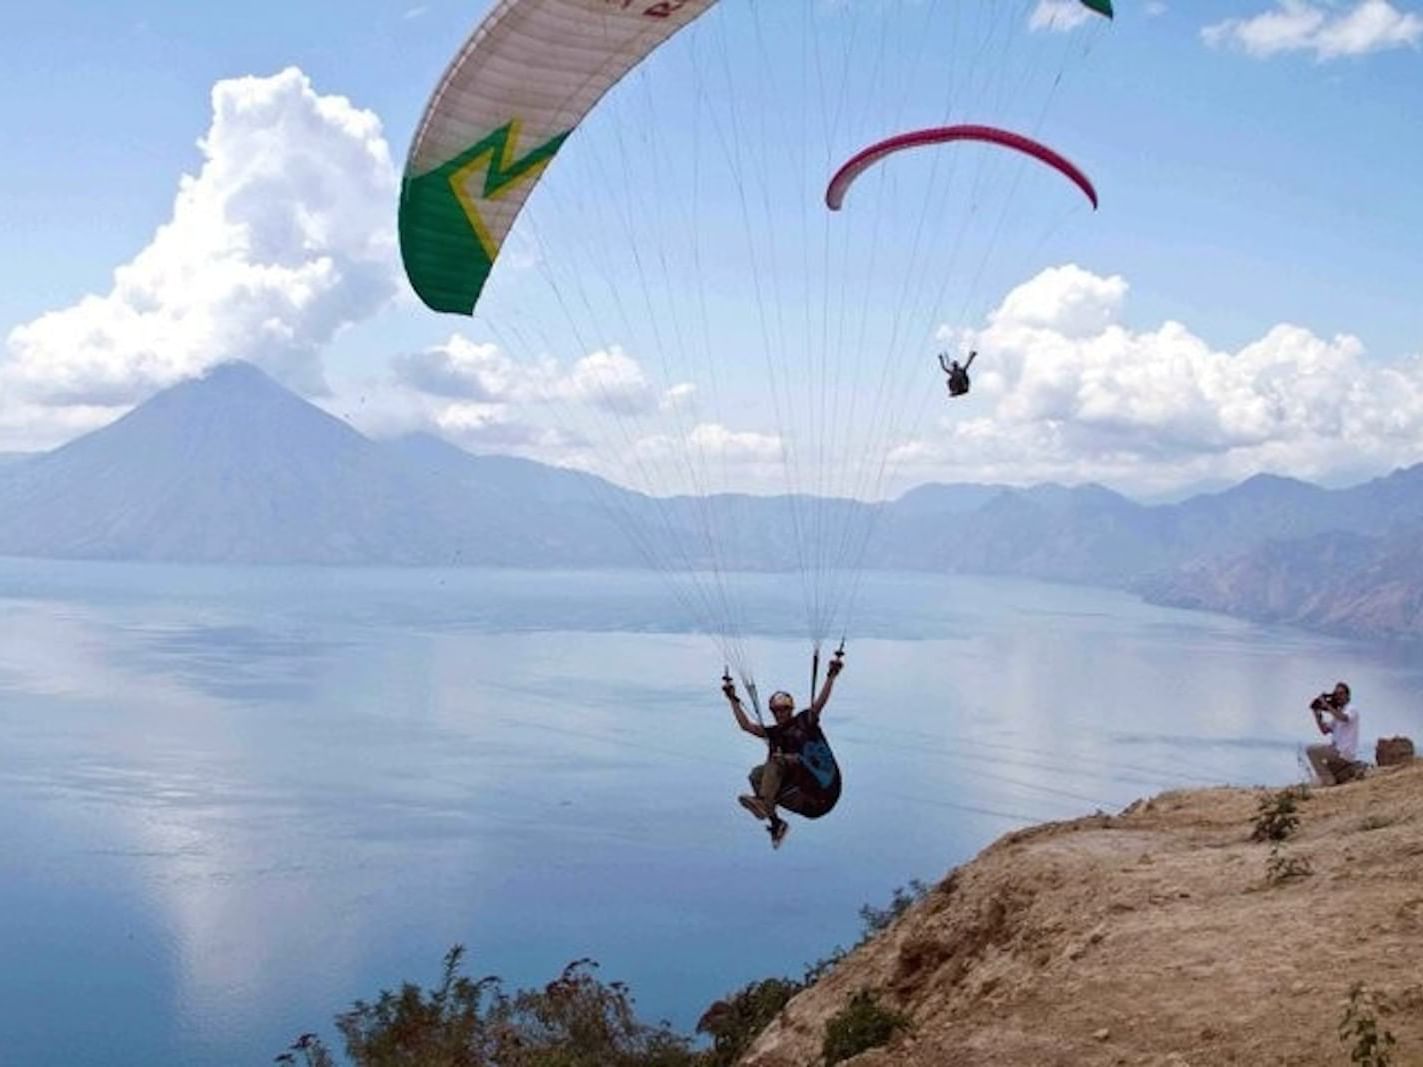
xmin=1 ymin=67 xmax=398 ymax=447
xmin=390 ymin=336 xmax=703 ymax=472
xmin=660 ymin=382 xmax=698 ymax=412
xmin=991 ymin=264 xmax=1127 ymax=339
xmin=889 ymin=264 xmax=1423 ymax=494
xmin=631 ymin=422 xmax=785 ymax=485
xmin=393 ymin=336 xmax=553 ymax=402
xmin=1203 ymin=0 xmax=1423 ymax=59
xmin=393 ymin=335 xmax=783 ymax=480
xmin=565 ymin=348 xmax=657 ymax=415
xmin=432 ymin=401 xmax=573 ymax=450
xmin=686 ymin=422 xmax=784 ymax=462
xmin=394 ymin=336 xmax=660 ymax=416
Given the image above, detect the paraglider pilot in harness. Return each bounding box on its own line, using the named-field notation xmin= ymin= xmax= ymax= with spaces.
xmin=939 ymin=350 xmax=976 ymax=398
xmin=722 ymin=644 xmax=845 ymax=849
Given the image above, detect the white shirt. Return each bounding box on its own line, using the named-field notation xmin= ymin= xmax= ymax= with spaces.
xmin=1328 ymin=706 xmax=1360 ymax=761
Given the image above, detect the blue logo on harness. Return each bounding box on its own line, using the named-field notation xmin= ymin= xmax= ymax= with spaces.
xmin=800 ymin=740 xmax=837 ymax=788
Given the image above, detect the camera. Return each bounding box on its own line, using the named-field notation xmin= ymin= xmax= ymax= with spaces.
xmin=1310 ymin=691 xmax=1336 ymax=713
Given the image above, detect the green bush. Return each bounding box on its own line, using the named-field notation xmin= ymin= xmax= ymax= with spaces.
xmin=284 ymin=947 xmax=697 ymax=1067
xmin=821 ymin=990 xmax=909 ymax=1066
xmin=1251 ymin=788 xmax=1307 ymax=843
xmin=332 ymin=946 xmax=505 ymax=1067
xmin=696 ymin=977 xmax=803 ymax=1067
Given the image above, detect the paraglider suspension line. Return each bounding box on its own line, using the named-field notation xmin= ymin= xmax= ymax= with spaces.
xmin=745 ymin=679 xmax=765 ymax=727
xmin=810 ymin=643 xmax=821 ymax=710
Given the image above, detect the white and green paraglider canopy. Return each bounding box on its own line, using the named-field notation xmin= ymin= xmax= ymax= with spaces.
xmin=400 ymin=0 xmax=719 ymax=315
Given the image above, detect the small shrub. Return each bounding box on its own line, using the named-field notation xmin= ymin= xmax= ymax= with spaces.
xmin=802 ymin=945 xmax=849 ymax=987
xmin=697 ymin=977 xmax=804 ymax=1067
xmin=857 ymin=880 xmax=930 ymax=939
xmin=1265 ymin=843 xmax=1313 ymax=885
xmin=274 ymin=1033 xmax=335 ymax=1067
xmin=333 ymin=945 xmax=508 ymax=1066
xmin=1339 ymin=982 xmax=1397 ymax=1067
xmin=1358 ymin=815 xmax=1394 ymax=832
xmin=821 ymin=990 xmax=909 ymax=1066
xmin=1252 ymin=788 xmax=1306 ymax=843
xmin=502 ymin=957 xmax=696 ymax=1067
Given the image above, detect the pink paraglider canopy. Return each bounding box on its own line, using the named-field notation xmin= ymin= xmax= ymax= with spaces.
xmin=826 ymin=124 xmax=1098 ymax=212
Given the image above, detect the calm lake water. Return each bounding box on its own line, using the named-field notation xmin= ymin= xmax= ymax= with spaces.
xmin=0 ymin=560 xmax=1418 ymax=1065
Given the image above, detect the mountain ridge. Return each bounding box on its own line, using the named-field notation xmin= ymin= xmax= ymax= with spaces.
xmin=3 ymin=362 xmax=1421 ymax=639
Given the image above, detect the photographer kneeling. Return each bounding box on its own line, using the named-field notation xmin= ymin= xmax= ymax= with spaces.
xmin=1305 ymin=681 xmax=1362 ymax=786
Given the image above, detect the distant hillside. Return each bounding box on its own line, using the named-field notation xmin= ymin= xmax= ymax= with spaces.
xmin=0 ymin=363 xmax=638 ymax=565
xmin=1139 ymin=530 xmax=1423 ymax=640
xmin=739 ymin=763 xmax=1423 ymax=1067
xmin=3 ymin=361 xmax=1423 ymax=639
xmin=880 ymin=469 xmax=1423 ymax=588
xmin=879 ymin=482 xmax=1172 ymax=584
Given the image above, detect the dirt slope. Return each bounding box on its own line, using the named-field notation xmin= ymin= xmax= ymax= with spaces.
xmin=743 ymin=763 xmax=1423 ymax=1067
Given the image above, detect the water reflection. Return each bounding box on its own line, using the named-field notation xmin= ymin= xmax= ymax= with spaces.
xmin=0 ymin=560 xmax=1419 ymax=1065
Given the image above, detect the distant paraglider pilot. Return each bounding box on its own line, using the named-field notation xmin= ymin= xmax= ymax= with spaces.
xmin=723 ymin=648 xmax=845 ymax=849
xmin=939 ymin=350 xmax=976 ymax=398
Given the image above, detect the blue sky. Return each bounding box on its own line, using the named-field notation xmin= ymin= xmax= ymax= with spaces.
xmin=3 ymin=0 xmax=1423 ymax=496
